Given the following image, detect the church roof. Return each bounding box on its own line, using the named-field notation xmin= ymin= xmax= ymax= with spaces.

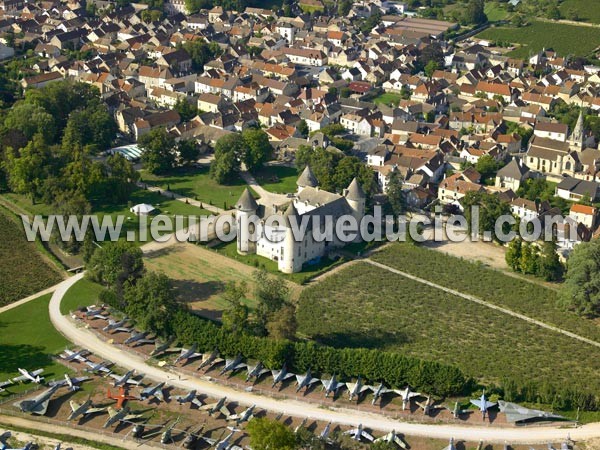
xmin=297 ymin=165 xmax=318 ymax=187
xmin=345 ymin=177 xmax=365 ymax=200
xmin=236 ymin=188 xmax=258 ymax=211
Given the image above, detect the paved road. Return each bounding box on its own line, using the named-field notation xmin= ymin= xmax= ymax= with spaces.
xmin=365 ymin=259 xmax=600 ymax=349
xmin=48 ymin=275 xmax=600 ymax=444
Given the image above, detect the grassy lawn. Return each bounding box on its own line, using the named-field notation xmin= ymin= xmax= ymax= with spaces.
xmin=372 ymin=92 xmax=403 ymax=107
xmin=60 ymin=278 xmax=104 ymax=315
xmin=478 ymin=20 xmax=600 ymax=58
xmin=0 ymin=293 xmax=73 ymax=396
xmin=0 ymin=207 xmax=63 ymax=307
xmin=140 ymin=166 xmax=255 ymax=210
xmin=559 ymin=0 xmax=600 ymax=23
xmin=297 ymin=262 xmax=600 ymax=394
xmin=484 ymin=1 xmax=508 ymax=22
xmin=253 ymin=165 xmax=298 ymax=194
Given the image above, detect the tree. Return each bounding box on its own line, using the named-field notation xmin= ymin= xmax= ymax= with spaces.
xmin=337 ymin=0 xmax=351 ymax=16
xmin=386 ymin=170 xmax=405 ymax=217
xmin=538 ymin=240 xmax=564 ymax=282
xmin=519 ymin=242 xmax=538 ymax=275
xmin=210 ymin=133 xmax=244 ymax=183
xmin=180 ymin=41 xmax=222 ymax=72
xmin=267 ymin=304 xmax=297 ymax=340
xmin=139 ymin=128 xmax=177 ymax=174
xmin=254 ymin=270 xmax=289 ymax=333
xmin=559 ymin=239 xmax=600 ymax=317
xmin=462 ymin=0 xmax=487 ymax=25
xmin=4 ymin=103 xmax=57 ymax=143
xmin=475 ymin=155 xmax=501 ymax=183
xmin=87 ymin=241 xmax=144 ymax=293
xmin=461 ymin=191 xmax=512 ymax=242
xmin=124 ymin=271 xmax=178 ymax=337
xmin=177 ymin=139 xmax=200 ymax=166
xmin=424 ymin=60 xmax=438 ymax=79
xmin=174 ymin=98 xmax=198 ymax=122
xmin=242 ymin=128 xmax=271 ymax=172
xmin=505 ymin=238 xmax=522 ymax=271
xmin=221 ymin=281 xmax=249 ymax=335
xmin=296 ymin=119 xmax=309 ymax=138
xmin=103 ymin=153 xmax=139 ymax=203
xmin=246 ymin=418 xmax=297 ymax=450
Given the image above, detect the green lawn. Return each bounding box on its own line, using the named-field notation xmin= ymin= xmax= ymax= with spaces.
xmin=254 ymin=165 xmax=298 ymax=194
xmin=0 ymin=207 xmax=63 ymax=307
xmin=60 ymin=278 xmax=104 ymax=315
xmin=484 ymin=1 xmax=509 ymax=22
xmin=478 ymin=20 xmax=600 ymax=58
xmin=140 ymin=166 xmax=256 ymax=210
xmin=372 ymin=92 xmax=403 ymax=107
xmin=0 ymin=293 xmax=73 ymax=396
xmin=559 ymin=0 xmax=600 ymax=23
xmin=297 ymin=262 xmax=600 ymax=393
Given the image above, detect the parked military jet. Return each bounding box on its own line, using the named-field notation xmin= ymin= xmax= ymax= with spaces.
xmin=245 ymin=362 xmax=269 ymax=383
xmin=375 ymin=430 xmax=408 ymax=449
xmin=102 ymin=406 xmax=144 ymax=428
xmin=0 ymin=431 xmax=33 ymax=450
xmin=0 ymin=381 xmax=12 ymax=393
xmin=84 ymin=306 xmax=108 ymax=320
xmin=227 ymin=405 xmax=256 ymax=426
xmin=416 ymin=396 xmax=444 ymax=416
xmin=295 ymin=368 xmax=320 ymax=393
xmin=49 ymin=374 xmax=90 ymax=391
xmin=13 ymin=384 xmax=60 ymax=415
xmin=321 ymin=374 xmax=344 ymax=398
xmin=442 ymin=437 xmax=457 ymax=450
xmin=369 ymin=382 xmax=396 ymax=405
xmin=174 ymin=343 xmax=202 ymax=365
xmin=67 ymin=399 xmax=107 ymax=421
xmin=173 ymin=390 xmax=202 ymax=408
xmin=181 ymin=424 xmax=205 ymax=449
xmin=150 ymin=338 xmax=178 ymax=357
xmin=271 ymin=363 xmax=295 ymax=389
xmin=197 ymin=349 xmax=223 ymax=371
xmin=219 ymin=354 xmax=246 ymax=376
xmin=139 ymin=382 xmax=166 ymax=402
xmin=319 ymin=422 xmax=333 ymax=444
xmin=84 ymin=360 xmax=112 ymax=374
xmin=346 ymin=376 xmax=370 ymax=402
xmin=470 ymin=390 xmax=497 ymax=420
xmin=396 ymin=386 xmax=421 ymax=410
xmin=343 ymin=424 xmax=374 ymax=442
xmin=12 ymin=368 xmax=44 ymax=384
xmin=200 ymin=396 xmax=231 ymax=417
xmin=448 ymin=401 xmax=472 ymax=419
xmin=123 ymin=331 xmax=154 ymax=347
xmin=203 ymin=430 xmax=242 ymax=450
xmin=110 ymin=370 xmax=143 ymax=387
xmin=59 ymin=348 xmax=89 ymax=363
xmin=103 ymin=318 xmax=131 ymax=333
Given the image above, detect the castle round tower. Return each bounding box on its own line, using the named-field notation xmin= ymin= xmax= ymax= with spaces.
xmin=296 ymin=165 xmax=318 ymax=194
xmin=344 ymin=177 xmax=366 ymax=219
xmin=280 ymin=202 xmax=302 ymax=274
xmin=235 ymin=188 xmax=258 ymax=255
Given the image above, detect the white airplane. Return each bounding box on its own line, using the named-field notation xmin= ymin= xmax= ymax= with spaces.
xmin=84 ymin=360 xmax=112 ymax=374
xmin=319 ymin=422 xmax=333 ymax=443
xmin=343 ymin=424 xmax=374 ymax=442
xmin=59 ymin=349 xmax=89 ymax=363
xmin=346 ymin=376 xmax=370 ymax=401
xmin=271 ymin=364 xmax=295 ymax=389
xmin=0 ymin=380 xmax=13 ymax=393
xmin=110 ymin=370 xmax=142 ymax=387
xmin=227 ymin=405 xmax=256 ymax=425
xmin=67 ymin=399 xmax=107 ymax=421
xmin=201 ymin=396 xmax=231 ymax=417
xmin=102 ymin=318 xmax=131 ymax=333
xmin=203 ymin=430 xmax=243 ymax=450
xmin=295 ymin=368 xmax=320 ymax=393
xmin=12 ymin=368 xmax=44 ymax=384
xmin=84 ymin=306 xmax=108 ymax=320
xmin=49 ymin=374 xmax=91 ymax=392
xmin=321 ymin=374 xmax=344 ymax=398
xmin=375 ymin=430 xmax=408 ymax=449
xmin=245 ymin=362 xmax=269 ymax=383
xmin=470 ymin=390 xmax=497 ymax=420
xmin=395 ymin=386 xmax=421 ymax=410
xmin=139 ymin=382 xmax=166 ymax=402
xmin=173 ymin=389 xmax=203 ymax=408
xmin=174 ymin=343 xmax=202 ymax=365
xmin=0 ymin=431 xmax=34 ymax=450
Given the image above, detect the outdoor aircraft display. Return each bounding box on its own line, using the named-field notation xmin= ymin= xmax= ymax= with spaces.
xmin=174 ymin=344 xmax=202 ymax=365
xmin=110 ymin=370 xmax=143 ymax=387
xmin=396 ymin=386 xmax=421 ymax=410
xmin=0 ymin=431 xmax=33 ymax=450
xmin=203 ymin=430 xmax=242 ymax=450
xmin=102 ymin=318 xmax=131 ymax=333
xmin=84 ymin=360 xmax=112 ymax=374
xmin=346 ymin=376 xmax=370 ymax=402
xmin=442 ymin=437 xmax=457 ymax=450
xmin=12 ymin=368 xmax=44 ymax=384
xmin=271 ymin=364 xmax=295 ymax=389
xmin=416 ymin=396 xmax=444 ymax=416
xmin=150 ymin=338 xmax=178 ymax=357
xmin=197 ymin=349 xmax=223 ymax=371
xmin=13 ymin=384 xmax=60 ymax=415
xmin=173 ymin=390 xmax=203 ymax=408
xmin=67 ymin=399 xmax=107 ymax=421
xmin=375 ymin=430 xmax=408 ymax=449
xmin=295 ymin=368 xmax=320 ymax=393
xmin=227 ymin=405 xmax=256 ymax=425
xmin=139 ymin=382 xmax=166 ymax=402
xmin=449 ymin=401 xmax=472 ymax=419
xmin=201 ymin=397 xmax=231 ymax=417
xmin=84 ymin=306 xmax=108 ymax=320
xmin=319 ymin=422 xmax=333 ymax=444
xmin=123 ymin=331 xmax=154 ymax=347
xmin=219 ymin=355 xmax=246 ymax=376
xmin=245 ymin=362 xmax=269 ymax=383
xmin=103 ymin=406 xmax=144 ymax=428
xmin=0 ymin=381 xmax=12 ymax=393
xmin=49 ymin=374 xmax=90 ymax=391
xmin=343 ymin=424 xmax=374 ymax=442
xmin=321 ymin=374 xmax=345 ymax=398
xmin=370 ymin=382 xmax=397 ymax=405
xmin=107 ymin=387 xmax=138 ymax=409
xmin=59 ymin=349 xmax=89 ymax=363
xmin=470 ymin=391 xmax=497 ymax=420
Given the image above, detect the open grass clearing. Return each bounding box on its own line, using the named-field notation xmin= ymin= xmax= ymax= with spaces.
xmin=559 ymin=0 xmax=600 ymax=24
xmin=60 ymin=278 xmax=104 ymax=315
xmin=484 ymin=1 xmax=509 ymax=22
xmin=371 ymin=243 xmax=600 ymax=343
xmin=477 ymin=20 xmax=600 ymax=58
xmin=372 ymin=92 xmax=403 ymax=107
xmin=253 ymin=165 xmax=298 ymax=194
xmin=297 ymin=262 xmax=600 ymax=394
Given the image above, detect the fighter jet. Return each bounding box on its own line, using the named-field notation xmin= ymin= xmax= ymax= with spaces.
xmin=294 ymin=418 xmax=308 ymax=434
xmin=416 ymin=396 xmax=444 ymax=416
xmin=139 ymin=382 xmax=166 ymax=402
xmin=0 ymin=380 xmax=13 ymax=393
xmin=84 ymin=360 xmax=112 ymax=374
xmin=160 ymin=419 xmax=182 ymax=444
xmin=110 ymin=370 xmax=143 ymax=387
xmin=219 ymin=354 xmax=246 ymax=376
xmin=375 ymin=430 xmax=408 ymax=449
xmin=203 ymin=430 xmax=242 ymax=450
xmin=12 ymin=368 xmax=44 ymax=384
xmin=181 ymin=424 xmax=205 ymax=449
xmin=123 ymin=331 xmax=154 ymax=347
xmin=13 ymin=384 xmax=60 ymax=415
xmin=396 ymin=386 xmax=421 ymax=410
xmin=173 ymin=390 xmax=202 ymax=408
xmin=49 ymin=374 xmax=91 ymax=391
xmin=103 ymin=318 xmax=131 ymax=333
xmin=200 ymin=396 xmax=231 ymax=417
xmin=470 ymin=390 xmax=497 ymax=420
xmin=59 ymin=348 xmax=89 ymax=363
xmin=271 ymin=364 xmax=295 ymax=389
xmin=370 ymin=383 xmax=396 ymax=405
xmin=197 ymin=349 xmax=223 ymax=371
xmin=150 ymin=338 xmax=178 ymax=357
xmin=103 ymin=406 xmax=144 ymax=428
xmin=227 ymin=405 xmax=256 ymax=425
xmin=245 ymin=362 xmax=269 ymax=383
xmin=442 ymin=437 xmax=457 ymax=450
xmin=319 ymin=422 xmax=333 ymax=444
xmin=321 ymin=374 xmax=344 ymax=398
xmin=84 ymin=306 xmax=108 ymax=320
xmin=0 ymin=431 xmax=34 ymax=450
xmin=174 ymin=343 xmax=202 ymax=365
xmin=346 ymin=376 xmax=370 ymax=402
xmin=295 ymin=368 xmax=320 ymax=393
xmin=448 ymin=401 xmax=472 ymax=419
xmin=67 ymin=399 xmax=107 ymax=421
xmin=343 ymin=424 xmax=374 ymax=442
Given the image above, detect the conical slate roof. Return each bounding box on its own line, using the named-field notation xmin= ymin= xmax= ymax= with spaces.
xmin=283 ymin=201 xmax=298 ymax=228
xmin=297 ymin=165 xmax=318 ymax=188
xmin=345 ymin=177 xmax=365 ymax=200
xmin=236 ymin=188 xmax=258 ymax=211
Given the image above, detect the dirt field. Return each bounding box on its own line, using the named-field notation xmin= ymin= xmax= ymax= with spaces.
xmin=143 ymin=243 xmax=301 ymax=319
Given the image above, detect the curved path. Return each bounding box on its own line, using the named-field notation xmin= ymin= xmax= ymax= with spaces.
xmin=49 ymin=275 xmax=600 ymax=445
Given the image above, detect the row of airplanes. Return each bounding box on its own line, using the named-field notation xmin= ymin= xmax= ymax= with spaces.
xmin=0 ymin=432 xmax=73 ymax=450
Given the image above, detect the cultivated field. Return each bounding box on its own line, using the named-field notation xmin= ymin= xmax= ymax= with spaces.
xmin=478 ymin=20 xmax=600 ymax=58
xmin=0 ymin=207 xmax=63 ymax=306
xmin=297 ymin=261 xmax=600 ymax=394
xmin=559 ymin=0 xmax=600 ymax=23
xmin=371 ymin=244 xmax=600 ymax=343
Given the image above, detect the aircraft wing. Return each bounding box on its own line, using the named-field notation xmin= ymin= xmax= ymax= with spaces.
xmin=86 ymin=406 xmax=107 ymax=415
xmin=343 ymin=428 xmax=359 ymax=437
xmin=69 ymin=401 xmax=81 ymax=412
xmin=394 ymin=434 xmax=408 ymax=449
xmin=0 ymin=380 xmax=12 ymax=388
xmin=154 ymin=389 xmax=164 ymax=402
xmin=346 ymin=382 xmax=369 ymax=393
xmin=191 ymin=398 xmax=203 ymax=408
xmin=361 ymin=430 xmax=375 ymax=442
xmin=125 ymin=377 xmax=142 ymax=385
xmin=71 ymin=376 xmax=91 ymax=385
xmin=220 ymin=405 xmax=231 ymax=417
xmin=470 ymin=399 xmax=484 ymax=409
xmin=113 ymin=327 xmax=132 ymax=333
xmin=108 ymin=373 xmax=122 ymax=382
xmin=123 ymin=413 xmax=143 ymax=421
